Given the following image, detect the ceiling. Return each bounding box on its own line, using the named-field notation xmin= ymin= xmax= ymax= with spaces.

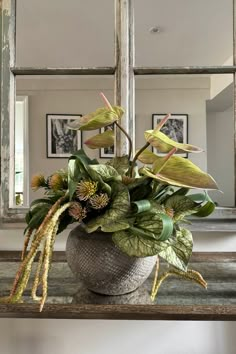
xmin=16 ymin=0 xmax=233 ymax=67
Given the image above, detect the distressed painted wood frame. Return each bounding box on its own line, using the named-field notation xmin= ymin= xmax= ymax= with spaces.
xmin=1 ymin=0 xmax=236 ymax=230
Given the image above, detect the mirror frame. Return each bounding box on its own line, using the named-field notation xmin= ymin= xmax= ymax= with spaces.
xmin=0 ymin=0 xmax=236 ymax=231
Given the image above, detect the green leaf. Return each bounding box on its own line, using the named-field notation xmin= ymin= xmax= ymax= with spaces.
xmin=88 ymin=164 xmax=121 ymax=182
xmin=113 ymin=229 xmax=161 ymax=257
xmin=85 ymin=183 xmax=130 ymax=233
xmin=112 ymin=210 xmax=174 ymax=257
xmin=131 ymin=200 xmax=151 ymax=214
xmin=106 ymin=155 xmax=130 ymax=175
xmin=27 ymin=204 xmax=51 ymax=230
xmin=84 ymin=130 xmax=114 ymax=149
xmin=165 ymin=195 xmax=199 ymax=221
xmin=136 ymin=149 xmax=158 ymax=164
xmin=158 ymin=228 xmax=193 ymax=271
xmin=141 ymin=155 xmax=218 ymax=190
xmin=136 ymin=211 xmax=173 ymax=241
xmin=188 ymin=192 xmax=216 ymax=217
xmin=68 ymin=149 xmax=99 ymax=199
xmin=144 ymin=130 xmax=203 ymax=154
xmin=67 ymin=106 xmax=124 ymax=131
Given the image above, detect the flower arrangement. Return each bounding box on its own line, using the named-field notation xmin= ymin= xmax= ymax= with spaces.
xmin=1 ymin=93 xmax=218 ymax=311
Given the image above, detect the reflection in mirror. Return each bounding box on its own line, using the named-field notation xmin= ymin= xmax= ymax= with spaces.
xmin=135 ymin=74 xmax=234 ymax=207
xmin=15 ymin=76 xmax=114 ymax=206
xmin=135 ymin=0 xmax=233 ymax=66
xmin=16 ymin=0 xmax=114 ymax=67
xmin=11 ymin=96 xmax=29 ymax=208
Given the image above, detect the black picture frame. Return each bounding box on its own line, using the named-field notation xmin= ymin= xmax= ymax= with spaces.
xmin=152 ymin=114 xmax=189 ymax=158
xmin=46 ymin=114 xmax=82 ymax=158
xmin=99 ymin=123 xmax=115 ymax=158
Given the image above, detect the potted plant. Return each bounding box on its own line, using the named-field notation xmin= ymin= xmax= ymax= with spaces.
xmin=1 ymin=93 xmax=218 ymax=311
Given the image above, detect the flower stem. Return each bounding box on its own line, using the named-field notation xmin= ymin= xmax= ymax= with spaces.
xmin=129 ymin=142 xmax=150 ymax=177
xmin=115 ymin=121 xmax=133 ymax=161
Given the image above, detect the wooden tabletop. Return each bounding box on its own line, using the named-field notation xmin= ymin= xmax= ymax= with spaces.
xmin=0 ymin=251 xmax=236 ymax=320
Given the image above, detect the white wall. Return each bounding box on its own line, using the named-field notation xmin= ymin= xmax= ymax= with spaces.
xmin=207 ymin=106 xmax=235 ymax=206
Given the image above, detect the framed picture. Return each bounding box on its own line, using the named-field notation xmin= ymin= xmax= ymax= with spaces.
xmin=99 ymin=123 xmax=115 ymax=158
xmin=152 ymin=114 xmax=188 ymax=157
xmin=47 ymin=114 xmax=82 ymax=158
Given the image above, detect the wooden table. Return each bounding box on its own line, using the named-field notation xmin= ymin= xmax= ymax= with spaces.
xmin=0 ymin=251 xmax=236 ymax=320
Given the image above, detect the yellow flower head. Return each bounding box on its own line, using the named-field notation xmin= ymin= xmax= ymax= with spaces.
xmin=49 ymin=173 xmax=64 ymax=191
xmin=89 ymin=193 xmax=110 ymax=210
xmin=76 ymin=180 xmax=98 ymax=201
xmin=31 ymin=174 xmax=46 ymax=191
xmin=69 ymin=202 xmax=87 ymax=221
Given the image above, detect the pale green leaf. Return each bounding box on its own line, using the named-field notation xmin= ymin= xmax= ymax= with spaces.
xmin=141 ymin=155 xmax=218 ymax=190
xmin=67 ymin=106 xmax=124 ymax=131
xmin=84 ymin=130 xmax=114 ymax=149
xmin=136 ymin=149 xmax=158 ymax=164
xmin=145 ymin=130 xmax=202 ymax=153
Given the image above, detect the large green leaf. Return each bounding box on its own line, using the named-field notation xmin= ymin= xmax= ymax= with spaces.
xmin=67 ymin=106 xmax=124 ymax=131
xmin=158 ymin=228 xmax=193 ymax=271
xmin=145 ymin=130 xmax=202 ymax=153
xmin=141 ymin=155 xmax=218 ymax=190
xmin=135 ymin=211 xmax=173 ymax=241
xmin=165 ymin=195 xmax=199 ymax=221
xmin=113 ymin=228 xmax=161 ymax=257
xmin=88 ymin=164 xmax=122 ymax=182
xmin=84 ymin=130 xmax=114 ymax=149
xmin=85 ymin=183 xmax=130 ymax=233
xmin=106 ymin=155 xmax=130 ymax=175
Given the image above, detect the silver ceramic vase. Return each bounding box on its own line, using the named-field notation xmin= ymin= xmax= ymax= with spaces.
xmin=66 ymin=225 xmax=156 ymax=295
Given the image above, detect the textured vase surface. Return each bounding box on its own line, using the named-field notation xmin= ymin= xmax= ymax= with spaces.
xmin=66 ymin=225 xmax=156 ymax=295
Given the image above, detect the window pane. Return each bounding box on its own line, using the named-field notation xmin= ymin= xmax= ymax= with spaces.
xmin=135 ymin=0 xmax=233 ymax=66
xmin=135 ymin=74 xmax=234 ymax=207
xmin=16 ymin=0 xmax=114 ymax=67
xmin=16 ymin=75 xmax=114 ymax=204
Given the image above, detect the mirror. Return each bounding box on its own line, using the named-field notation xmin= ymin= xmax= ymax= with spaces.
xmin=15 ymin=75 xmax=114 ymax=205
xmin=135 ymin=74 xmax=234 ymax=207
xmin=1 ymin=0 xmax=236 ymax=224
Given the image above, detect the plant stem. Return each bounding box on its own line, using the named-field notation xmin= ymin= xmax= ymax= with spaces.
xmin=129 ymin=142 xmax=150 ymax=177
xmin=115 ymin=121 xmax=133 ymax=161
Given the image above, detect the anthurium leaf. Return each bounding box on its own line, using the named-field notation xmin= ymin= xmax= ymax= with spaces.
xmin=84 ymin=183 xmax=130 ymax=233
xmin=84 ymin=130 xmax=114 ymax=149
xmin=165 ymin=195 xmax=199 ymax=221
xmin=67 ymin=106 xmax=124 ymax=131
xmin=106 ymin=155 xmax=130 ymax=175
xmin=144 ymin=130 xmax=202 ymax=154
xmin=88 ymin=164 xmax=121 ymax=182
xmin=141 ymin=155 xmax=218 ymax=190
xmin=158 ymin=228 xmax=193 ymax=271
xmin=136 ymin=149 xmax=158 ymax=164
